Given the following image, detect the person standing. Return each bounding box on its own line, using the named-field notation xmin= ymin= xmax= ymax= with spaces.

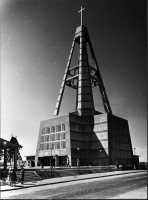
xmin=20 ymin=166 xmax=24 ymax=184
xmin=11 ymin=169 xmax=17 ymax=187
xmin=67 ymin=156 xmax=71 ymax=167
xmin=77 ymin=159 xmax=80 ymax=168
xmin=7 ymin=168 xmax=12 ymax=185
xmin=40 ymin=158 xmax=44 ymax=169
xmin=116 ymin=160 xmax=119 ymax=169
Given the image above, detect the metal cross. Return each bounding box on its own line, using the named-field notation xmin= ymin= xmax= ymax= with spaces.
xmin=78 ymin=7 xmax=85 ymax=25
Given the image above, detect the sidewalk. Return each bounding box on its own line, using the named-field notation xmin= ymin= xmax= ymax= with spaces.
xmin=1 ymin=170 xmax=146 ymax=192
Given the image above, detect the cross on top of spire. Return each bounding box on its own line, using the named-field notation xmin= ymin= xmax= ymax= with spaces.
xmin=78 ymin=7 xmax=85 ymax=25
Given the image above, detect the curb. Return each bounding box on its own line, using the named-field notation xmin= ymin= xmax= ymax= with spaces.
xmin=1 ymin=170 xmax=146 ymax=192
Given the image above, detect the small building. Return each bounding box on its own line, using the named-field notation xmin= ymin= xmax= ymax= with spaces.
xmin=24 ymin=155 xmax=35 ymax=167
xmin=0 ymin=137 xmax=22 ymax=170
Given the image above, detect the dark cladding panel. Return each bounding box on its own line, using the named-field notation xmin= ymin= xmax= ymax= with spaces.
xmin=70 ymin=123 xmax=82 ymax=132
xmin=108 ymin=114 xmax=134 ymax=165
xmin=70 ymin=131 xmax=84 ymax=141
xmin=71 ymin=140 xmax=84 ymax=149
xmin=69 ymin=114 xmax=81 ymax=124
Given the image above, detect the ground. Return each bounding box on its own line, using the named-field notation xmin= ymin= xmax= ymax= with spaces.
xmin=1 ymin=171 xmax=147 ymax=199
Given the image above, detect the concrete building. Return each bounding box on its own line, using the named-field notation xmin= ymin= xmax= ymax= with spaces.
xmin=35 ymin=10 xmax=134 ymax=167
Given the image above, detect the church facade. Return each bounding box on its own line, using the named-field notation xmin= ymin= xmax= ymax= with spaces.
xmin=35 ymin=112 xmax=133 ymax=166
xmin=35 ymin=16 xmax=134 ymax=167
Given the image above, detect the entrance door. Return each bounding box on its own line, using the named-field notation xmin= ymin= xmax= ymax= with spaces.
xmin=59 ymin=156 xmax=67 ymax=166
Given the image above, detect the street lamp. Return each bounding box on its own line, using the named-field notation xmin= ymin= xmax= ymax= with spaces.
xmin=50 ymin=146 xmax=52 ymax=167
xmin=99 ymin=150 xmax=102 ymax=167
xmin=77 ymin=148 xmax=80 ymax=168
xmin=50 ymin=146 xmax=53 ymax=177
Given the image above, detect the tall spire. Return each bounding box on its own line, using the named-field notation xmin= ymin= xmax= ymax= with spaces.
xmin=78 ymin=7 xmax=85 ymax=25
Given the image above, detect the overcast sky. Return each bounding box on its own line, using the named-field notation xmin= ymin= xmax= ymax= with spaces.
xmin=1 ymin=0 xmax=147 ymax=161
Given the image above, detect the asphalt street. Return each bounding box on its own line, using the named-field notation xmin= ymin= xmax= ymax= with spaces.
xmin=2 ymin=171 xmax=147 ymax=199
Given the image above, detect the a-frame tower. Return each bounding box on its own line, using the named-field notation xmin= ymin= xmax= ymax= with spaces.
xmin=35 ymin=8 xmax=134 ymax=167
xmin=54 ymin=25 xmax=112 ymax=117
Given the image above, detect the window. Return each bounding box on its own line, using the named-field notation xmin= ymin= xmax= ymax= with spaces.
xmin=55 ymin=142 xmax=60 ymax=149
xmin=50 ymin=143 xmax=54 ymax=149
xmin=44 ymin=143 xmax=49 ymax=150
xmin=46 ymin=143 xmax=49 ymax=150
xmin=61 ymin=132 xmax=66 ymax=140
xmin=62 ymin=124 xmax=65 ymax=131
xmin=56 ymin=125 xmax=61 ymax=132
xmin=46 ymin=127 xmax=50 ymax=134
xmin=41 ymin=136 xmax=44 ymax=143
xmin=61 ymin=141 xmax=66 ymax=149
xmin=42 ymin=128 xmax=45 ymax=135
xmin=50 ymin=134 xmax=55 ymax=141
xmin=40 ymin=144 xmax=44 ymax=151
xmin=56 ymin=133 xmax=61 ymax=140
xmin=51 ymin=126 xmax=55 ymax=133
xmin=45 ymin=135 xmax=49 ymax=142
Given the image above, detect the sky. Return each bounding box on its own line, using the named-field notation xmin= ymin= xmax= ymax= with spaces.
xmin=1 ymin=0 xmax=147 ymax=161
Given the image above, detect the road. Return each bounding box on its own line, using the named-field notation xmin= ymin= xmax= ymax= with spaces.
xmin=2 ymin=171 xmax=147 ymax=199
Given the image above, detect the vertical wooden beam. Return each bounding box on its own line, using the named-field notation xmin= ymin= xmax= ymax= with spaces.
xmin=4 ymin=148 xmax=7 ymax=170
xmin=14 ymin=148 xmax=17 ymax=170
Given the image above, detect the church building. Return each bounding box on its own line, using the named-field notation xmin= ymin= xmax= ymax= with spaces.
xmin=35 ymin=8 xmax=134 ymax=167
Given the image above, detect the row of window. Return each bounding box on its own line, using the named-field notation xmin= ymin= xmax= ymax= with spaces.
xmin=39 ymin=141 xmax=66 ymax=151
xmin=112 ymin=142 xmax=130 ymax=150
xmin=42 ymin=124 xmax=65 ymax=135
xmin=41 ymin=132 xmax=66 ymax=143
xmin=112 ymin=150 xmax=131 ymax=158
